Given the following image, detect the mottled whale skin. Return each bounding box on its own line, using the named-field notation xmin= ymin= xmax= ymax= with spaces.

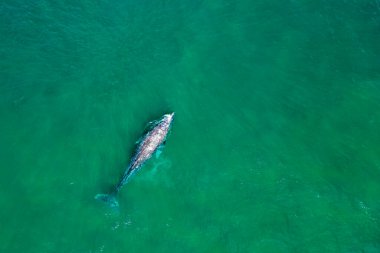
xmin=95 ymin=113 xmax=175 ymax=207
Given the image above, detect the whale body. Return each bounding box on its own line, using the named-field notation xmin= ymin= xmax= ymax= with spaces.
xmin=95 ymin=112 xmax=175 ymax=207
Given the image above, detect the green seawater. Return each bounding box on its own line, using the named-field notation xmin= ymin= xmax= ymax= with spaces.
xmin=1 ymin=0 xmax=380 ymax=252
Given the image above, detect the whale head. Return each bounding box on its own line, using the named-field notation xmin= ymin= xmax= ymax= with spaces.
xmin=164 ymin=112 xmax=175 ymax=124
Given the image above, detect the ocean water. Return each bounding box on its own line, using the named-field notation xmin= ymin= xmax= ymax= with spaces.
xmin=1 ymin=0 xmax=380 ymax=252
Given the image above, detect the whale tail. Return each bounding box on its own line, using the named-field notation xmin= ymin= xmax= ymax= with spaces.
xmin=95 ymin=193 xmax=119 ymax=208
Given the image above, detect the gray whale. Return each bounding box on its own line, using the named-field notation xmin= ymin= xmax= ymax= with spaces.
xmin=95 ymin=112 xmax=175 ymax=207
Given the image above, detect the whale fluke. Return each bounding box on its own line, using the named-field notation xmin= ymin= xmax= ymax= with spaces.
xmin=95 ymin=193 xmax=119 ymax=208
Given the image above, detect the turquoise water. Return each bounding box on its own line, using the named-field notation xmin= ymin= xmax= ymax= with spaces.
xmin=1 ymin=0 xmax=380 ymax=252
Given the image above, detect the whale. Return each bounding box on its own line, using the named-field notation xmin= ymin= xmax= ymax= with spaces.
xmin=95 ymin=112 xmax=175 ymax=208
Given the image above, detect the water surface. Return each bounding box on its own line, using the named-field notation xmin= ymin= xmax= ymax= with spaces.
xmin=1 ymin=0 xmax=380 ymax=252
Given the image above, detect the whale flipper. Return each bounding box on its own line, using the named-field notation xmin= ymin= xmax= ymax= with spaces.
xmin=155 ymin=143 xmax=166 ymax=158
